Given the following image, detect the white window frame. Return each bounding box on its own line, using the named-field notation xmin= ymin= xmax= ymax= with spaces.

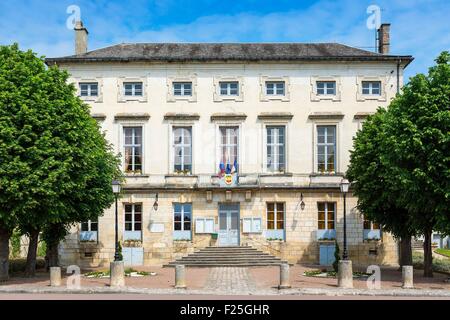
xmin=265 ymin=125 xmax=286 ymax=173
xmin=173 ymin=203 xmax=192 ymax=232
xmin=117 ymin=77 xmax=147 ymax=102
xmin=316 ymin=125 xmax=336 ymax=174
xmin=260 ymin=76 xmax=290 ymax=102
xmin=356 ymin=76 xmax=387 ymax=101
xmin=167 ymin=76 xmax=197 ymax=102
xmin=124 ymin=203 xmax=142 ymax=235
xmin=73 ymin=77 xmax=103 ymax=102
xmin=317 ymin=202 xmax=336 ymax=231
xmin=123 ymin=82 xmax=143 ymax=97
xmin=117 ymin=118 xmax=148 ymax=175
xmin=122 ymin=126 xmax=144 ymax=174
xmin=122 ymin=125 xmax=144 ymax=174
xmin=172 ymin=126 xmax=193 ymax=174
xmin=266 ymin=202 xmax=285 ymax=231
xmin=213 ymin=77 xmax=244 ymax=102
xmin=218 ymin=126 xmax=240 ymax=173
xmin=81 ymin=220 xmax=98 ymax=232
xmin=312 ymin=121 xmax=341 ymax=174
xmin=310 ymin=76 xmax=341 ymax=102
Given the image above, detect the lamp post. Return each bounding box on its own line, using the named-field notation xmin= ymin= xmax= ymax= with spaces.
xmin=112 ymin=180 xmax=121 ymax=261
xmin=340 ymin=178 xmax=350 ymax=260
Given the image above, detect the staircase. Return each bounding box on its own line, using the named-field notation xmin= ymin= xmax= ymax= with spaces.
xmin=164 ymin=246 xmax=287 ymax=267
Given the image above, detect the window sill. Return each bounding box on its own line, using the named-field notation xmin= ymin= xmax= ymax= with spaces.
xmin=310 ymin=172 xmax=344 ymax=177
xmin=260 ymin=172 xmax=292 ymax=177
xmin=124 ymin=173 xmax=149 ymax=178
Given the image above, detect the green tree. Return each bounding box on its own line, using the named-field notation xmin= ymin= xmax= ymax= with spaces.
xmin=0 ymin=44 xmax=120 ymax=279
xmin=382 ymin=52 xmax=450 ymax=277
xmin=347 ymin=110 xmax=418 ymax=267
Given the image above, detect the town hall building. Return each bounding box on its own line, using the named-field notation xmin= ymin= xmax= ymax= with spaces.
xmin=46 ymin=22 xmax=413 ymax=268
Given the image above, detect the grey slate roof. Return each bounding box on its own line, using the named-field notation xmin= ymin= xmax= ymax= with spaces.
xmin=45 ymin=43 xmax=413 ymax=65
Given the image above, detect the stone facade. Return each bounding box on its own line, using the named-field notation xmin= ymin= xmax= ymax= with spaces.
xmin=49 ymin=39 xmax=411 ymax=269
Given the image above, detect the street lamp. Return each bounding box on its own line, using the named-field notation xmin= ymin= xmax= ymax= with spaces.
xmin=340 ymin=178 xmax=350 ymax=260
xmin=112 ymin=180 xmax=121 ymax=261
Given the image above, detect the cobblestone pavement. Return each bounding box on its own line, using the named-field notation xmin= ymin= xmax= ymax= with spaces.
xmin=204 ymin=267 xmax=257 ymax=293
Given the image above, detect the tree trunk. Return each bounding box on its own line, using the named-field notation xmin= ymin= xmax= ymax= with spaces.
xmin=423 ymin=229 xmax=433 ymax=278
xmin=46 ymin=242 xmax=59 ymax=268
xmin=24 ymin=229 xmax=39 ymax=277
xmin=0 ymin=225 xmax=11 ymax=281
xmin=399 ymin=236 xmax=412 ymax=267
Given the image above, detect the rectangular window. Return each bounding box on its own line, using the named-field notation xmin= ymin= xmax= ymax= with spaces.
xmin=173 ymin=82 xmax=192 ymax=96
xmin=363 ymin=217 xmax=380 ymax=230
xmin=124 ymin=204 xmax=142 ymax=232
xmin=174 ymin=204 xmax=192 ymax=231
xmin=317 ymin=125 xmax=336 ymax=173
xmin=81 ymin=219 xmax=98 ymax=232
xmin=79 ymin=82 xmax=98 ymax=97
xmin=219 ymin=81 xmax=239 ymax=96
xmin=173 ymin=127 xmax=192 ymax=173
xmin=316 ymin=81 xmax=336 ymax=95
xmin=267 ymin=203 xmax=285 ymax=230
xmin=266 ymin=126 xmax=286 ymax=172
xmin=219 ymin=126 xmax=239 ymax=170
xmin=124 ymin=82 xmax=143 ymax=96
xmin=318 ymin=202 xmax=335 ymax=230
xmin=123 ymin=127 xmax=143 ymax=173
xmin=362 ymin=81 xmax=381 ymax=95
xmin=265 ymin=81 xmax=285 ymax=95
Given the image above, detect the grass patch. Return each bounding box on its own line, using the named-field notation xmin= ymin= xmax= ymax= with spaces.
xmin=303 ymin=269 xmax=370 ymax=278
xmin=84 ymin=268 xmax=151 ymax=278
xmin=435 ymin=248 xmax=450 ymax=258
xmin=413 ymin=251 xmax=450 ymax=274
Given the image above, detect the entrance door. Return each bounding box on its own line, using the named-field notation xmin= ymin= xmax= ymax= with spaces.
xmin=218 ymin=204 xmax=239 ymax=246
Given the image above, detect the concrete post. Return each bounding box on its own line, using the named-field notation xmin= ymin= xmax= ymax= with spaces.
xmin=50 ymin=267 xmax=61 ymax=287
xmin=402 ymin=265 xmax=414 ymax=289
xmin=338 ymin=260 xmax=353 ymax=288
xmin=175 ymin=265 xmax=187 ymax=289
xmin=110 ymin=261 xmax=125 ymax=287
xmin=278 ymin=263 xmax=291 ymax=289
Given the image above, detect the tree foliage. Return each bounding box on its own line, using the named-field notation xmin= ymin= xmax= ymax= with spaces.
xmin=348 ymin=51 xmax=450 ymax=277
xmin=0 ymin=44 xmax=120 ymax=279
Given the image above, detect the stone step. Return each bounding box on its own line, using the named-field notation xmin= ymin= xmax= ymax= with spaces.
xmin=178 ymin=257 xmax=281 ymax=262
xmin=164 ymin=262 xmax=286 ymax=267
xmin=165 ymin=245 xmax=285 ymax=268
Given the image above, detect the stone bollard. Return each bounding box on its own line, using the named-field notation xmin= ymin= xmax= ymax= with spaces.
xmin=278 ymin=263 xmax=291 ymax=289
xmin=110 ymin=261 xmax=125 ymax=287
xmin=50 ymin=267 xmax=61 ymax=287
xmin=402 ymin=265 xmax=414 ymax=289
xmin=175 ymin=265 xmax=187 ymax=289
xmin=338 ymin=260 xmax=353 ymax=289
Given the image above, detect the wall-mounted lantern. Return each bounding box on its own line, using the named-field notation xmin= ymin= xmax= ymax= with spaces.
xmin=300 ymin=193 xmax=305 ymax=211
xmin=153 ymin=193 xmax=159 ymax=211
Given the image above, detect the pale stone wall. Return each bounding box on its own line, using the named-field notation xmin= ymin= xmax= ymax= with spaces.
xmin=56 ymin=60 xmax=405 ymax=268
xmin=59 ymin=190 xmax=399 ymax=268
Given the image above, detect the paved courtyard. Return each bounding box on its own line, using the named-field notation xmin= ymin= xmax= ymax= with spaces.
xmin=1 ymin=264 xmax=449 ymax=296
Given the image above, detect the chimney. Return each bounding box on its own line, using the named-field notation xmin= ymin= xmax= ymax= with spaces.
xmin=74 ymin=20 xmax=88 ymax=55
xmin=377 ymin=23 xmax=390 ymax=54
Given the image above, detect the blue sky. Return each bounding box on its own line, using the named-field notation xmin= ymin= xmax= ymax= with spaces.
xmin=1 ymin=0 xmax=449 ymax=80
